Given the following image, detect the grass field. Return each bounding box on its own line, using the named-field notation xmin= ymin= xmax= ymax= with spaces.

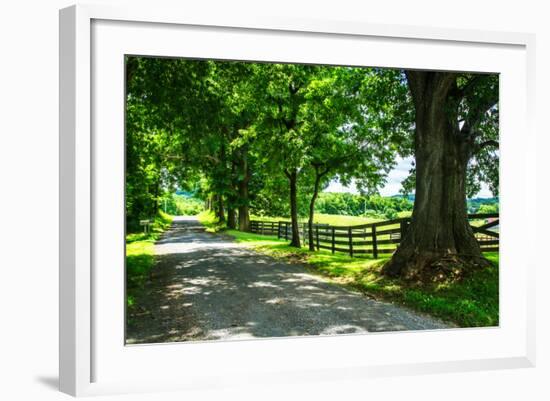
xmin=126 ymin=211 xmax=173 ymax=308
xmin=251 ymin=212 xmax=412 ymax=226
xmin=226 ymin=229 xmax=499 ymax=328
xmin=199 ymin=210 xmax=413 ymax=229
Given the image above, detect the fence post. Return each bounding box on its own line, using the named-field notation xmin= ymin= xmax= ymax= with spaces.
xmin=331 ymin=227 xmax=335 ymax=254
xmin=285 ymin=222 xmax=289 ymax=240
xmin=372 ymin=225 xmax=378 ymax=259
xmin=277 ymin=221 xmax=282 ymax=239
xmin=303 ymin=223 xmax=307 ymax=245
xmin=348 ymin=227 xmax=354 ymax=257
xmin=316 ymin=225 xmax=320 ymax=251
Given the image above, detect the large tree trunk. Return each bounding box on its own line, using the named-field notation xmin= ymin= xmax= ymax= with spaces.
xmin=227 ymin=158 xmax=238 ymax=230
xmin=383 ymin=72 xmax=489 ymax=280
xmin=286 ymin=168 xmax=301 ymax=248
xmin=308 ymin=166 xmax=328 ymax=251
xmin=227 ymin=207 xmax=237 ymax=229
xmin=237 ymin=153 xmax=251 ymax=231
xmin=215 ymin=194 xmax=225 ymax=223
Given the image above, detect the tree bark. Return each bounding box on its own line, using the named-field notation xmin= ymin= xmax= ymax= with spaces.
xmin=237 ymin=152 xmax=251 ymax=231
xmin=285 ymin=168 xmax=301 ymax=248
xmin=383 ymin=71 xmax=490 ymax=280
xmin=215 ymin=194 xmax=225 ymax=223
xmin=227 ymin=207 xmax=237 ymax=229
xmin=226 ymin=157 xmax=238 ymax=230
xmin=308 ymin=166 xmax=329 ymax=251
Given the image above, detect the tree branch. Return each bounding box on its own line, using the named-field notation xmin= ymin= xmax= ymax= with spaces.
xmin=475 ymin=139 xmax=499 ymax=153
xmin=204 ymin=154 xmax=220 ymax=164
xmin=311 ymin=162 xmax=331 ymax=179
xmin=452 ymin=75 xmax=484 ymax=99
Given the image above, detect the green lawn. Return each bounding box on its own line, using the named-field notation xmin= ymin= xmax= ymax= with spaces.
xmin=126 ymin=211 xmax=173 ymax=308
xmin=226 ymin=229 xmax=499 ymax=328
xmin=251 ymin=211 xmax=412 ymax=226
xmin=252 ymin=213 xmax=382 ymax=226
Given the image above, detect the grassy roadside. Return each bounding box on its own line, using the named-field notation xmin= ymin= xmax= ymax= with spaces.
xmin=126 ymin=211 xmax=173 ymax=308
xmin=197 ymin=210 xmax=227 ymax=232
xmin=226 ymin=229 xmax=499 ymax=328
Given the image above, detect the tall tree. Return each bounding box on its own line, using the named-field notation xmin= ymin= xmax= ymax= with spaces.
xmin=206 ymin=61 xmax=261 ymax=231
xmin=254 ymin=64 xmax=319 ymax=247
xmin=299 ymin=68 xmax=396 ymax=250
xmin=125 ymin=56 xmax=216 ymax=227
xmin=303 ymin=67 xmax=408 ymax=250
xmin=382 ymin=71 xmax=499 ymax=279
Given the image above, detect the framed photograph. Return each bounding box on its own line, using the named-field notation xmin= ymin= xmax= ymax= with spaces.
xmin=59 ymin=4 xmax=536 ymax=397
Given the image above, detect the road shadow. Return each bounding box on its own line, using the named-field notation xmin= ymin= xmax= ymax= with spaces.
xmin=127 ymin=232 xmax=447 ymax=344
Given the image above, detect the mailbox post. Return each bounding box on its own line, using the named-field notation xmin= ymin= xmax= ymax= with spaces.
xmin=140 ymin=219 xmax=151 ymax=234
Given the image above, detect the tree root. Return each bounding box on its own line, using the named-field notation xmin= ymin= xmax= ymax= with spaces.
xmin=383 ymin=251 xmax=492 ymax=284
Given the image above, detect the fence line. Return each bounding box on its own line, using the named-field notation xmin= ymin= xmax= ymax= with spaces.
xmin=248 ymin=213 xmax=499 ymax=257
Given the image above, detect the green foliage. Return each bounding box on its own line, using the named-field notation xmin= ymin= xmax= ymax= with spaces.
xmin=470 ymin=199 xmax=499 ymax=214
xmin=196 ymin=210 xmax=225 ymax=233
xmin=476 ymin=203 xmax=499 ymax=214
xmin=315 ymin=192 xmax=413 ymax=219
xmin=123 ymin=54 xmax=500 ymax=328
xmin=125 ymin=55 xmax=499 ymax=254
xmin=162 ymin=194 xmax=204 ymax=216
xmin=249 ymin=171 xmax=313 ymax=218
xmin=226 ymin=230 xmax=499 ymax=327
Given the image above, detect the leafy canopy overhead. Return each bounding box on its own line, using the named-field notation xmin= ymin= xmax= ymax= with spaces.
xmin=125 ymin=56 xmax=499 ymax=229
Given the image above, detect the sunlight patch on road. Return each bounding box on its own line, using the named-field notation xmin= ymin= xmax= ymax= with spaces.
xmin=205 ymin=327 xmax=256 ymax=340
xmin=296 ymin=285 xmax=322 ymax=291
xmin=265 ymin=298 xmax=286 ymax=305
xmin=247 ymin=281 xmax=282 ymax=289
xmin=156 ymin=239 xmax=246 ymax=255
xmin=280 ymin=272 xmax=327 ymax=284
xmin=320 ymin=325 xmax=369 ymax=335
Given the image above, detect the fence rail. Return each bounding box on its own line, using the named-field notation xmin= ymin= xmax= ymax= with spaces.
xmin=248 ymin=213 xmax=499 ymax=257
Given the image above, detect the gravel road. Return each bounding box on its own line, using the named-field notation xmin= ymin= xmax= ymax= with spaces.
xmin=126 ymin=216 xmax=447 ymax=344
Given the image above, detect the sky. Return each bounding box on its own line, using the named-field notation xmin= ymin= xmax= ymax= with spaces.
xmin=325 ymin=156 xmax=494 ymax=198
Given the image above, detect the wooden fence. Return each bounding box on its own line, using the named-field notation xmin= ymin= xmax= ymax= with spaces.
xmin=249 ymin=213 xmax=499 ymax=258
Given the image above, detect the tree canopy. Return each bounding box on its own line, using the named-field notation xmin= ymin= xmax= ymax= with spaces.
xmin=125 ymin=56 xmax=499 ymax=273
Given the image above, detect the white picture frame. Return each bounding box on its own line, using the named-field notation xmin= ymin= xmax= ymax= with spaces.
xmin=59 ymin=3 xmax=536 ymax=397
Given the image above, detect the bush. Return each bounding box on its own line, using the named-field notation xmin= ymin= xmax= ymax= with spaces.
xmin=197 ymin=210 xmax=225 ymax=232
xmin=477 ymin=203 xmax=499 ymax=214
